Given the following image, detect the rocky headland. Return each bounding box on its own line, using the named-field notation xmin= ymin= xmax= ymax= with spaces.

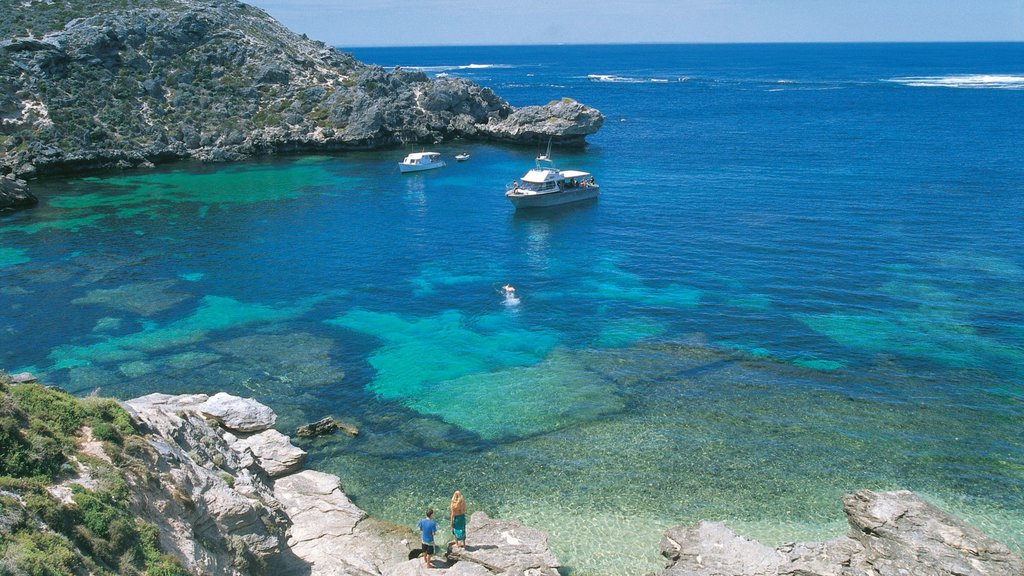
xmin=0 ymin=0 xmax=604 ymax=210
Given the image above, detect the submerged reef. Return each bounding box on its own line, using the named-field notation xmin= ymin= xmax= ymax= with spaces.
xmin=0 ymin=0 xmax=603 ymax=209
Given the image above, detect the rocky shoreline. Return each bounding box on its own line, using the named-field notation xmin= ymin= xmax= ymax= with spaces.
xmin=114 ymin=391 xmax=1022 ymax=576
xmin=119 ymin=392 xmax=566 ymax=576
xmin=0 ymin=0 xmax=604 ymax=211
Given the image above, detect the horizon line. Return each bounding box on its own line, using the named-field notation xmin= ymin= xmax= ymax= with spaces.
xmin=336 ymin=39 xmax=1024 ymax=50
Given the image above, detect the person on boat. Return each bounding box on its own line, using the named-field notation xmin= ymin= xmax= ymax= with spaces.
xmin=512 ymin=180 xmax=520 ymax=191
xmin=449 ymin=490 xmax=467 ymax=550
xmin=418 ymin=508 xmax=438 ymax=567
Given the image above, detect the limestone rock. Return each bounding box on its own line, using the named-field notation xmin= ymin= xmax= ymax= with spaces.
xmin=481 ymin=98 xmax=606 ymax=146
xmin=231 ymin=429 xmax=307 ymax=478
xmin=8 ymin=372 xmax=37 ymax=383
xmin=274 ymin=470 xmax=409 ymax=576
xmin=449 ymin=512 xmax=561 ymax=576
xmin=660 ymin=521 xmax=783 ymax=576
xmin=0 ymin=1 xmax=603 ymax=181
xmin=842 ymin=489 xmax=1024 ymax=576
xmin=658 ymin=490 xmax=1024 ymax=576
xmin=199 ymin=392 xmax=276 ymax=432
xmin=122 ymin=392 xmax=293 ymax=575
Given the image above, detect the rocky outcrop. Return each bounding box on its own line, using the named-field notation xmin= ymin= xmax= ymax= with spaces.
xmin=198 ymin=391 xmax=277 ymax=432
xmin=0 ymin=174 xmax=36 ymax=211
xmin=274 ymin=470 xmax=408 ymax=576
xmin=122 ymin=393 xmax=300 ymax=575
xmin=659 ymin=489 xmax=1024 ymax=576
xmin=0 ymin=0 xmax=603 ymax=188
xmin=448 ymin=512 xmax=561 ymax=576
xmin=121 ymin=391 xmax=564 ymax=576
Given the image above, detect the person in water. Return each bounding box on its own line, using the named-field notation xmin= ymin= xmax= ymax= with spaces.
xmin=418 ymin=508 xmax=438 ymax=567
xmin=502 ymin=284 xmax=516 ymax=298
xmin=450 ymin=490 xmax=467 ymax=550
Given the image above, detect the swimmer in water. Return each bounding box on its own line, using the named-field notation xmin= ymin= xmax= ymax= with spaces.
xmin=502 ymin=284 xmax=516 ymax=296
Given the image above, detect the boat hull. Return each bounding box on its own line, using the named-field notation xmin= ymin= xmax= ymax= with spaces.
xmin=506 ymin=186 xmax=599 ymax=209
xmin=399 ymin=161 xmax=446 ymax=173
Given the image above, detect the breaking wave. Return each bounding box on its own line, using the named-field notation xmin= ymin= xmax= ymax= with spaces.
xmin=587 ymin=74 xmax=687 ymax=84
xmin=885 ymin=74 xmax=1024 ymax=89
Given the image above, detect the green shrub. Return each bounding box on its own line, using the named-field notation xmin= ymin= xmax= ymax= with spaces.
xmin=83 ymin=398 xmax=135 ymax=438
xmin=11 ymin=384 xmax=86 ymax=438
xmin=3 ymin=531 xmax=81 ymax=575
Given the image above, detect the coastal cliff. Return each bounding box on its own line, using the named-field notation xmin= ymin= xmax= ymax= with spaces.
xmin=0 ymin=0 xmax=603 ymax=202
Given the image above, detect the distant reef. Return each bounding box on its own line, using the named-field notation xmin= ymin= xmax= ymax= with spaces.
xmin=0 ymin=0 xmax=604 ymax=208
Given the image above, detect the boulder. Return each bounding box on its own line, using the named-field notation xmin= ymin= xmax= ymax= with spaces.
xmin=658 ymin=490 xmax=1024 ymax=576
xmin=297 ymin=416 xmax=359 ymax=438
xmin=230 ymin=429 xmax=307 ymax=478
xmin=8 ymin=372 xmax=38 ymax=383
xmin=198 ymin=392 xmax=276 ymax=432
xmin=0 ymin=174 xmax=38 ymax=212
xmin=296 ymin=416 xmax=340 ymax=438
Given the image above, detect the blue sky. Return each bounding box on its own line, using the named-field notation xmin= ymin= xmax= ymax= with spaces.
xmin=246 ymin=0 xmax=1024 ymax=47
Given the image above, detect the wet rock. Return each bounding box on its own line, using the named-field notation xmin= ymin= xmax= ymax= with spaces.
xmin=658 ymin=490 xmax=1024 ymax=576
xmin=0 ymin=174 xmax=37 ymax=212
xmin=297 ymin=416 xmax=359 ymax=438
xmin=198 ymin=392 xmax=277 ymax=432
xmin=296 ymin=416 xmax=339 ymax=438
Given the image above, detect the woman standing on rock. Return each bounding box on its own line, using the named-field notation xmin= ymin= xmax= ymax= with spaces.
xmin=450 ymin=490 xmax=467 ymax=550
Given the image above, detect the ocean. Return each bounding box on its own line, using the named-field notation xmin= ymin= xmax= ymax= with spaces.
xmin=1 ymin=43 xmax=1022 ymax=575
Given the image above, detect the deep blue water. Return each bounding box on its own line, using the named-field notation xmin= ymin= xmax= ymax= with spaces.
xmin=2 ymin=44 xmax=1023 ymax=574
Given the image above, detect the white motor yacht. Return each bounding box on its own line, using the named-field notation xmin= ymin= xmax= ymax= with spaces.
xmin=505 ymin=146 xmax=599 ymax=209
xmin=399 ymin=152 xmax=446 ymax=173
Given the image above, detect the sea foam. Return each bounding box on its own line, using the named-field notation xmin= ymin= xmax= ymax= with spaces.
xmin=886 ymin=74 xmax=1024 ymax=89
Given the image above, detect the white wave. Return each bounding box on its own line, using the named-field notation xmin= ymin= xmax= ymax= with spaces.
xmin=587 ymin=74 xmax=682 ymax=84
xmin=588 ymin=74 xmax=643 ymax=83
xmin=886 ymin=74 xmax=1024 ymax=89
xmin=405 ymin=63 xmax=516 ymax=73
xmin=459 ymin=63 xmax=513 ymax=69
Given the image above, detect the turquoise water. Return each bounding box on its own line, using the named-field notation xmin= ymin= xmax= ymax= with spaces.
xmin=2 ymin=44 xmax=1023 ymax=574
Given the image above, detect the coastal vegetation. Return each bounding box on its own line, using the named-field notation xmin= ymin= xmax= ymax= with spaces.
xmin=0 ymin=371 xmax=186 ymax=575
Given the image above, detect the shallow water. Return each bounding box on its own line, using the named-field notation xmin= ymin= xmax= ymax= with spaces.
xmin=2 ymin=43 xmax=1023 ymax=575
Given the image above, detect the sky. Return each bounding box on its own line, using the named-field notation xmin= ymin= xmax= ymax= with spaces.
xmin=244 ymin=0 xmax=1024 ymax=47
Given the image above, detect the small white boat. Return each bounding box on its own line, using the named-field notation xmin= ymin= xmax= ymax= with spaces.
xmin=505 ymin=144 xmax=599 ymax=209
xmin=399 ymin=152 xmax=446 ymax=173
xmin=455 ymin=152 xmax=470 ymax=162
